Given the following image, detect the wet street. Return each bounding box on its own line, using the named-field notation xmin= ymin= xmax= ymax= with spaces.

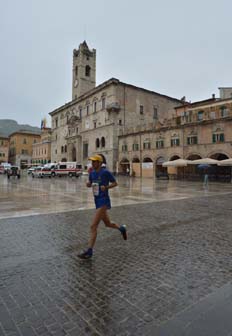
xmin=1 ymin=173 xmax=232 ymax=219
xmin=1 ymin=174 xmax=232 ymax=335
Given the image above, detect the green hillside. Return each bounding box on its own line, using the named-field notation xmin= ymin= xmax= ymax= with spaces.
xmin=0 ymin=119 xmax=41 ymax=137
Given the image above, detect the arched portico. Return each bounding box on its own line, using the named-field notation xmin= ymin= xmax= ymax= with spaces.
xmin=170 ymin=155 xmax=180 ymax=161
xmin=142 ymin=157 xmax=153 ymax=177
xmin=209 ymin=152 xmax=231 ymax=181
xmin=132 ymin=157 xmax=140 ymax=177
xmin=119 ymin=158 xmax=130 ymax=175
xmin=72 ymin=146 xmax=76 ymax=161
xmin=155 ymin=156 xmax=168 ymax=179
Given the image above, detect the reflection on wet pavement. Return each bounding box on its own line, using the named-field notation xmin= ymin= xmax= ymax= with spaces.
xmin=0 ymin=173 xmax=232 ymax=219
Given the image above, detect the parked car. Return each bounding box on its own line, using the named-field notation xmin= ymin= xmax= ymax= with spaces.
xmin=27 ymin=167 xmax=36 ymax=175
xmin=156 ymin=171 xmax=169 ymax=180
xmin=7 ymin=166 xmax=20 ymax=179
xmin=31 ymin=166 xmax=43 ymax=178
xmin=0 ymin=163 xmax=11 ymax=174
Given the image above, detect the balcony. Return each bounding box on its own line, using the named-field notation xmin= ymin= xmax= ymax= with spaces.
xmin=106 ymin=102 xmax=120 ymax=112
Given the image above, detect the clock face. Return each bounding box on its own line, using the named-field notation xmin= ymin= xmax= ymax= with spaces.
xmin=74 ymin=79 xmax=79 ymax=87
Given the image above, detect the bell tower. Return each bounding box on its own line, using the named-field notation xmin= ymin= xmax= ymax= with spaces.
xmin=72 ymin=41 xmax=96 ymax=100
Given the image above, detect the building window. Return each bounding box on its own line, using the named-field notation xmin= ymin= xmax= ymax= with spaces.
xmin=101 ymin=137 xmax=105 ymax=148
xmin=83 ymin=143 xmax=88 ymax=159
xmin=55 ymin=118 xmax=58 ymax=128
xmin=122 ymin=145 xmax=128 ymax=152
xmin=93 ymin=101 xmax=97 ymax=113
xmin=220 ymin=106 xmax=228 ymax=117
xmin=86 ymin=105 xmax=89 ymax=115
xmin=75 ymin=66 xmax=78 ymax=77
xmin=96 ymin=138 xmax=100 ymax=148
xmin=140 ymin=105 xmax=144 ymax=115
xmin=85 ymin=65 xmax=91 ymax=77
xmin=210 ymin=111 xmax=216 ymax=119
xmin=153 ymin=107 xmax=158 ymax=119
xmin=156 ymin=140 xmax=164 ymax=148
xmin=143 ymin=142 xmax=151 ymax=149
xmin=132 ymin=143 xmax=139 ymax=151
xmin=23 ymin=138 xmax=27 ymax=144
xmin=171 ymin=138 xmax=180 ymax=147
xmin=102 ymin=97 xmax=106 ymax=110
xmin=212 ymin=133 xmax=224 ymax=143
xmin=118 ymin=119 xmax=122 ymax=125
xmin=187 ymin=136 xmax=198 ymax=145
xmin=197 ymin=110 xmax=204 ymax=121
xmin=94 ymin=122 xmax=97 ymax=129
xmin=176 ymin=117 xmax=181 ymax=125
xmin=61 ymin=146 xmax=64 ymax=153
xmin=79 ymin=108 xmax=82 ymax=119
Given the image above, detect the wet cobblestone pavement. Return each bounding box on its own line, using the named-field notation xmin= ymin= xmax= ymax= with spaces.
xmin=1 ymin=187 xmax=232 ymax=335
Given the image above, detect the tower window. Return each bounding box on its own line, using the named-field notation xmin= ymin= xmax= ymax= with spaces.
xmin=153 ymin=107 xmax=158 ymax=119
xmin=94 ymin=101 xmax=97 ymax=113
xmin=140 ymin=105 xmax=144 ymax=115
xmin=85 ymin=65 xmax=91 ymax=77
xmin=96 ymin=138 xmax=100 ymax=148
xmin=102 ymin=97 xmax=106 ymax=109
xmin=101 ymin=137 xmax=105 ymax=148
xmin=75 ymin=66 xmax=78 ymax=77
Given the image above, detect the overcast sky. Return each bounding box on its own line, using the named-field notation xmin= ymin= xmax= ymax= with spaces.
xmin=0 ymin=0 xmax=231 ymax=127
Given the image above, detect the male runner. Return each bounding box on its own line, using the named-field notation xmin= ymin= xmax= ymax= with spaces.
xmin=78 ymin=154 xmax=127 ymax=259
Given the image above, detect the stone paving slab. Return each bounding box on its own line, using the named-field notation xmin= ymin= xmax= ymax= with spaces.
xmin=146 ymin=282 xmax=232 ymax=336
xmin=1 ymin=194 xmax=232 ymax=335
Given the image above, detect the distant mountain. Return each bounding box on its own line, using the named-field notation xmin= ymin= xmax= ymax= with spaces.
xmin=0 ymin=119 xmax=41 ymax=137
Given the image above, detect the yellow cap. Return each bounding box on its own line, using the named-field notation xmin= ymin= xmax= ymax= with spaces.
xmin=88 ymin=154 xmax=103 ymax=162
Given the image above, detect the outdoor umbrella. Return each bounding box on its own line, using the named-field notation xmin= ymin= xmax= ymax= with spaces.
xmin=162 ymin=159 xmax=191 ymax=167
xmin=217 ymin=158 xmax=232 ymax=166
xmin=217 ymin=158 xmax=232 ymax=183
xmin=188 ymin=158 xmax=219 ymax=165
xmin=197 ymin=164 xmax=211 ymax=169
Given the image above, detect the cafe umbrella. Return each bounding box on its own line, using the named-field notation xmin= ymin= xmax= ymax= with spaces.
xmin=187 ymin=158 xmax=219 ymax=165
xmin=188 ymin=158 xmax=219 ymax=184
xmin=217 ymin=158 xmax=232 ymax=183
xmin=162 ymin=159 xmax=191 ymax=179
xmin=162 ymin=158 xmax=191 ymax=167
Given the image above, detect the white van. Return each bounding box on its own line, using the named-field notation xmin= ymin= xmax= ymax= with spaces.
xmin=52 ymin=162 xmax=82 ymax=177
xmin=0 ymin=163 xmax=11 ymax=174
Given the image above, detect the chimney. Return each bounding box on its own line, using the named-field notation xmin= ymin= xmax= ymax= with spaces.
xmin=212 ymin=93 xmax=215 ymax=99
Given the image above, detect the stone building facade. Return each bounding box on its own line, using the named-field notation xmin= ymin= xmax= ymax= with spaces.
xmin=50 ymin=41 xmax=182 ymax=171
xmin=0 ymin=136 xmax=9 ymax=164
xmin=118 ymin=89 xmax=232 ymax=178
xmin=32 ymin=127 xmax=52 ymax=165
xmin=9 ymin=131 xmax=41 ymax=168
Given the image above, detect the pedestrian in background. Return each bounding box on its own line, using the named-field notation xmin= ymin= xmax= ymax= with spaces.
xmin=203 ymin=169 xmax=209 ymax=188
xmin=78 ymin=154 xmax=127 ymax=259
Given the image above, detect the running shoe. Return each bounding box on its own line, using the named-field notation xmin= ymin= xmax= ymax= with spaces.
xmin=119 ymin=225 xmax=127 ymax=240
xmin=78 ymin=249 xmax=93 ymax=259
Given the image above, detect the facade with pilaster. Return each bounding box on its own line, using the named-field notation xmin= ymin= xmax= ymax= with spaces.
xmin=118 ymin=89 xmax=232 ymax=178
